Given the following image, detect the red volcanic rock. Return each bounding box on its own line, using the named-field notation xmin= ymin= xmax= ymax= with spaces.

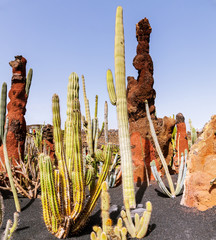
xmin=0 ymin=56 xmax=27 ymax=168
xmin=127 ymin=18 xmax=176 ymax=182
xmin=180 ymin=115 xmax=216 ymax=211
xmin=131 ymin=132 xmax=158 ymax=182
xmin=173 ymin=113 xmax=189 ymax=171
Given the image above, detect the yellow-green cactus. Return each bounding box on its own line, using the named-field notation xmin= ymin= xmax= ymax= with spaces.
xmin=106 ymin=6 xmax=136 ymax=209
xmin=39 ymin=73 xmax=112 ymax=239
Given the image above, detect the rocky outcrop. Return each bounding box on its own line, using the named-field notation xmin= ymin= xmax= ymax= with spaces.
xmin=127 ymin=18 xmax=176 ymax=182
xmin=0 ymin=56 xmax=28 ymax=168
xmin=173 ymin=113 xmax=189 ymax=171
xmin=180 ymin=115 xmax=216 ymax=211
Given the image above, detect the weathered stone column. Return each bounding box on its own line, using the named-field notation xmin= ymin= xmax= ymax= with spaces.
xmin=127 ymin=18 xmax=175 ymax=183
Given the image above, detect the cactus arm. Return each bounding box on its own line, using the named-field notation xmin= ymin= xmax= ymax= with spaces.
xmin=25 ymin=68 xmax=33 ymax=97
xmin=145 ymin=100 xmax=175 ymax=197
xmin=3 ymin=118 xmax=21 ymax=212
xmin=106 ymin=69 xmax=117 ymax=106
xmin=114 ymin=5 xmax=136 ymax=209
xmin=0 ymin=82 xmax=7 ymax=146
xmin=120 ymin=210 xmax=136 ymax=238
xmin=52 ymin=94 xmax=71 ymax=215
xmin=136 ymin=201 xmax=152 ymax=238
xmin=0 ymin=193 xmax=4 ymax=228
xmin=3 ymin=212 xmax=19 ymax=240
xmin=175 ymin=150 xmax=187 ymax=195
xmin=82 ymin=75 xmax=93 ymax=156
xmin=150 ymin=160 xmax=173 ymax=198
xmin=101 ymin=181 xmax=110 ymax=234
xmin=104 ymin=101 xmax=108 ymax=144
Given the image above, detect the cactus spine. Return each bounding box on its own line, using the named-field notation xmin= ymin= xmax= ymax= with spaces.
xmin=0 ymin=82 xmax=7 ymax=146
xmin=39 ymin=73 xmax=112 ymax=238
xmin=106 ymin=6 xmax=135 ymax=208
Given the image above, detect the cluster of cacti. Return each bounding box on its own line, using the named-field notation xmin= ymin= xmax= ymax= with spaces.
xmin=2 ymin=212 xmax=19 ymax=240
xmin=106 ymin=6 xmax=136 ymax=209
xmin=107 ymin=153 xmax=121 ymax=188
xmin=91 ymin=181 xmax=152 ymax=239
xmin=91 ymin=181 xmax=127 ymax=240
xmin=39 ymin=72 xmax=112 ymax=238
xmin=145 ymin=100 xmax=187 ymax=198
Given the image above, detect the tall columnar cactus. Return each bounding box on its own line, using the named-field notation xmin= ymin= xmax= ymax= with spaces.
xmin=39 ymin=73 xmax=112 ymax=238
xmin=104 ymin=101 xmax=108 ymax=145
xmin=106 ymin=6 xmax=135 ymax=208
xmin=0 ymin=82 xmax=7 ymax=146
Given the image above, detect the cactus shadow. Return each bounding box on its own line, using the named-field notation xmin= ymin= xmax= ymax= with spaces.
xmin=21 ymin=198 xmax=35 ymax=211
xmin=135 ymin=178 xmax=148 ymax=204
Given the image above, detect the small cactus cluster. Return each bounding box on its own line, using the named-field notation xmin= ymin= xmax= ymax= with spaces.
xmin=39 ymin=72 xmax=112 ymax=238
xmin=145 ymin=100 xmax=187 ymax=198
xmin=106 ymin=5 xmax=135 ymax=209
xmin=91 ymin=181 xmax=152 ymax=239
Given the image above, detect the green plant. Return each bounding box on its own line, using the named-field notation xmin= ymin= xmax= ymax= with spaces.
xmin=91 ymin=181 xmax=127 ymax=240
xmin=25 ymin=68 xmax=33 ymax=98
xmin=188 ymin=118 xmax=197 ymax=150
xmin=104 ymin=101 xmax=108 ymax=145
xmin=106 ymin=6 xmax=135 ymax=209
xmin=39 ymin=72 xmax=112 ymax=238
xmin=0 ymin=82 xmax=7 ymax=146
xmin=2 ymin=212 xmax=19 ymax=240
xmin=145 ymin=100 xmax=187 ymax=198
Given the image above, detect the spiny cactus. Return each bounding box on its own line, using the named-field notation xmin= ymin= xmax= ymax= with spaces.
xmin=106 ymin=6 xmax=135 ymax=208
xmin=91 ymin=181 xmax=127 ymax=240
xmin=39 ymin=72 xmax=112 ymax=238
xmin=145 ymin=100 xmax=187 ymax=198
xmin=0 ymin=82 xmax=7 ymax=146
xmin=25 ymin=68 xmax=33 ymax=98
xmin=2 ymin=212 xmax=19 ymax=240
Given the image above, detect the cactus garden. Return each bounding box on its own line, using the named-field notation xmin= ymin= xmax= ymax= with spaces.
xmin=0 ymin=1 xmax=216 ymax=240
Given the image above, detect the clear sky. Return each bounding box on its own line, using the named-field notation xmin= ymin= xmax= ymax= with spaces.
xmin=0 ymin=0 xmax=216 ymax=131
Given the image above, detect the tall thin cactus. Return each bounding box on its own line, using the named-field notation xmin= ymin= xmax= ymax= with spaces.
xmin=104 ymin=101 xmax=108 ymax=145
xmin=0 ymin=82 xmax=7 ymax=146
xmin=106 ymin=6 xmax=135 ymax=208
xmin=39 ymin=72 xmax=112 ymax=238
xmin=25 ymin=68 xmax=33 ymax=98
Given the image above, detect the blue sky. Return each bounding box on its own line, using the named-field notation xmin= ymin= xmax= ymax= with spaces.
xmin=0 ymin=0 xmax=216 ymax=131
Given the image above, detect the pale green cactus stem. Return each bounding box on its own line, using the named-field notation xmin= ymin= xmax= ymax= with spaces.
xmin=82 ymin=75 xmax=93 ymax=156
xmin=25 ymin=68 xmax=33 ymax=97
xmin=92 ymin=95 xmax=99 ymax=154
xmin=145 ymin=100 xmax=175 ymax=197
xmin=0 ymin=193 xmax=4 ymax=228
xmin=106 ymin=69 xmax=117 ymax=105
xmin=0 ymin=82 xmax=7 ymax=146
xmin=3 ymin=212 xmax=19 ymax=240
xmin=52 ymin=94 xmax=71 ymax=215
xmin=106 ymin=6 xmax=135 ymax=208
xmin=104 ymin=101 xmax=108 ymax=145
xmin=3 ymin=118 xmax=21 ymax=212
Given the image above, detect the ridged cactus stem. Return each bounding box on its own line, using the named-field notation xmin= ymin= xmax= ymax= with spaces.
xmin=114 ymin=6 xmax=135 ymax=208
xmin=94 ymin=95 xmax=98 ymax=119
xmin=0 ymin=82 xmax=7 ymax=146
xmin=25 ymin=68 xmax=33 ymax=97
xmin=52 ymin=94 xmax=71 ymax=215
xmin=82 ymin=75 xmax=93 ymax=156
xmin=145 ymin=100 xmax=175 ymax=197
xmin=101 ymin=181 xmax=110 ymax=234
xmin=104 ymin=101 xmax=108 ymax=145
xmin=106 ymin=69 xmax=117 ymax=106
xmin=3 ymin=118 xmax=21 ymax=212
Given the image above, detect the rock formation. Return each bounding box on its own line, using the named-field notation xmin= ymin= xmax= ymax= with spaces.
xmin=180 ymin=115 xmax=216 ymax=211
xmin=173 ymin=113 xmax=189 ymax=171
xmin=0 ymin=56 xmax=28 ymax=168
xmin=126 ymin=18 xmax=176 ymax=182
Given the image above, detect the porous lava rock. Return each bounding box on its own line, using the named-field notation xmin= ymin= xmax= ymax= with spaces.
xmin=173 ymin=113 xmax=189 ymax=171
xmin=180 ymin=115 xmax=216 ymax=211
xmin=0 ymin=56 xmax=27 ymax=168
xmin=127 ymin=18 xmax=176 ymax=182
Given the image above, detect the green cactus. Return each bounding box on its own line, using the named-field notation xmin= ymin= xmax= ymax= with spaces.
xmin=2 ymin=212 xmax=19 ymax=240
xmin=25 ymin=68 xmax=33 ymax=97
xmin=0 ymin=82 xmax=7 ymax=146
xmin=39 ymin=73 xmax=112 ymax=238
xmin=145 ymin=100 xmax=187 ymax=198
xmin=104 ymin=101 xmax=108 ymax=145
xmin=91 ymin=181 xmax=127 ymax=240
xmin=106 ymin=6 xmax=135 ymax=208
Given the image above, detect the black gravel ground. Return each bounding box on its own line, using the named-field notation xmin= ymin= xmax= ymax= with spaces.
xmin=0 ymin=175 xmax=216 ymax=240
